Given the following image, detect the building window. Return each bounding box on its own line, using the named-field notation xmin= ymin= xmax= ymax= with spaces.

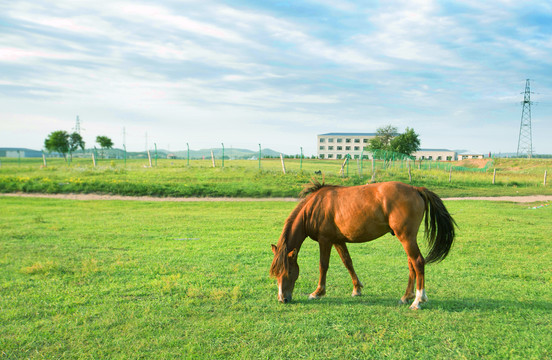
xmin=363 ymin=139 xmax=369 ymax=143
xmin=319 ymin=154 xmax=325 ymax=159
xmin=337 ymin=146 xmax=342 ymax=150
xmin=337 ymin=138 xmax=343 ymax=143
xmin=328 ymin=138 xmax=334 ymax=143
xmin=354 ymin=155 xmax=359 ymax=159
xmin=328 ymin=154 xmax=333 ymax=158
xmin=346 ymin=138 xmax=351 ymax=143
xmin=319 ymin=146 xmax=325 ymax=150
xmin=319 ymin=138 xmax=325 ymax=143
xmin=354 ymin=146 xmax=360 ymax=151
xmin=328 ymin=146 xmax=334 ymax=150
xmin=345 ymin=146 xmax=351 ymax=151
xmin=354 ymin=139 xmax=360 ymax=143
xmin=337 ymin=154 xmax=342 ymax=159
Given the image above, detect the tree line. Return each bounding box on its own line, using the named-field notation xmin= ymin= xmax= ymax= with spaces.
xmin=44 ymin=130 xmax=114 ymax=162
xmin=43 ymin=124 xmax=420 ymax=163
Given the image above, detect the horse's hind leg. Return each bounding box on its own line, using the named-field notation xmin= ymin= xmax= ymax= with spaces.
xmin=399 ymin=258 xmax=416 ymax=304
xmin=399 ymin=238 xmax=428 ymax=310
xmin=309 ymin=239 xmax=332 ymax=300
xmin=334 ymin=242 xmax=363 ymax=297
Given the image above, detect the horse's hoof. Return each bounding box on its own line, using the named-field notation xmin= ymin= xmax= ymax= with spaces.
xmin=398 ymin=299 xmax=409 ymax=305
xmin=351 ymin=291 xmax=362 ymax=297
xmin=308 ymin=294 xmax=320 ymax=300
xmin=409 ymin=303 xmax=421 ymax=310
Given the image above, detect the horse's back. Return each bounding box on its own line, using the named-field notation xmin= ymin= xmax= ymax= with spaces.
xmin=304 ymin=182 xmax=425 ymax=243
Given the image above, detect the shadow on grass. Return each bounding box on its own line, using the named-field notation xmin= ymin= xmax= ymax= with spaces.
xmin=291 ymin=293 xmax=552 ymax=312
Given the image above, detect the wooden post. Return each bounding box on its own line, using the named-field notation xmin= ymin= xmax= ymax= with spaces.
xmin=211 ymin=150 xmax=215 ymax=167
xmin=408 ymin=162 xmax=412 ymax=183
xmin=147 ymin=150 xmax=152 ymax=167
xmin=92 ymin=152 xmax=96 ymax=167
xmin=42 ymin=153 xmax=47 ymax=167
xmin=280 ymin=154 xmax=286 ymax=174
xmin=544 ymin=170 xmax=548 ymax=186
xmin=449 ymin=166 xmax=452 ymax=183
xmin=340 ymin=157 xmax=347 ymax=177
xmin=492 ymin=168 xmax=496 ymax=184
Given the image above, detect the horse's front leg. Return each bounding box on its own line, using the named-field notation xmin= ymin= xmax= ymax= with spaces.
xmin=309 ymin=239 xmax=332 ymax=300
xmin=334 ymin=242 xmax=363 ymax=297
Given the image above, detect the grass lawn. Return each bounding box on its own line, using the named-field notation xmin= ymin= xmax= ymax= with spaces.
xmin=1 ymin=157 xmax=551 ymax=198
xmin=1 ymin=197 xmax=551 ymax=359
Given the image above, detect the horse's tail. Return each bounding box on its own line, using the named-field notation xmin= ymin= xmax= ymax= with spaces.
xmin=416 ymin=187 xmax=457 ymax=264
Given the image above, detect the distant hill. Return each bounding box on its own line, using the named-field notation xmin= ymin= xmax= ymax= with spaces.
xmin=168 ymin=147 xmax=283 ymax=159
xmin=0 ymin=148 xmax=44 ymax=158
xmin=1 ymin=147 xmax=286 ymax=159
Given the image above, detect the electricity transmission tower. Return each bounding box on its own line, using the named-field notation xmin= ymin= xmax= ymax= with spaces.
xmin=516 ymin=79 xmax=533 ymax=158
xmin=73 ymin=115 xmax=82 ymax=134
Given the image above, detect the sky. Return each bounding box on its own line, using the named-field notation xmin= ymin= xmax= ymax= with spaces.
xmin=1 ymin=0 xmax=551 ymax=156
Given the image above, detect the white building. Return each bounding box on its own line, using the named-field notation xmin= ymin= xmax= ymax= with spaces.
xmin=317 ymin=133 xmax=377 ymax=159
xmin=413 ymin=149 xmax=457 ymax=161
xmin=317 ymin=133 xmax=458 ymax=161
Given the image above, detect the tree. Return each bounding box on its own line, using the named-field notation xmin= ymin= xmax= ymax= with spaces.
xmin=44 ymin=130 xmax=70 ymax=162
xmin=367 ymin=125 xmax=398 ymax=152
xmin=366 ymin=125 xmax=420 ymax=156
xmin=96 ymin=136 xmax=113 ymax=158
xmin=68 ymin=132 xmax=85 ymax=160
xmin=390 ymin=127 xmax=421 ymax=156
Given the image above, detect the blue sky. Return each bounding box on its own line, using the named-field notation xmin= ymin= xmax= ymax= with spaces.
xmin=1 ymin=0 xmax=551 ymax=155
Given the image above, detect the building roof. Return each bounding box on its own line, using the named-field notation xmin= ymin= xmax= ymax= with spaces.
xmin=417 ymin=148 xmax=455 ymax=152
xmin=318 ymin=133 xmax=377 ymax=136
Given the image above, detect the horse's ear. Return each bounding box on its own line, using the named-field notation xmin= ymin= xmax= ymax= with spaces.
xmin=271 ymin=244 xmax=277 ymax=255
xmin=287 ymin=248 xmax=298 ymax=261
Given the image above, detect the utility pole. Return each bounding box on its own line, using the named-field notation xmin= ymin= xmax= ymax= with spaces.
xmin=517 ymin=79 xmax=533 ymax=158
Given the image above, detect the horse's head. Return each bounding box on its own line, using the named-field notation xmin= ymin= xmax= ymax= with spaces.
xmin=270 ymin=245 xmax=299 ymax=303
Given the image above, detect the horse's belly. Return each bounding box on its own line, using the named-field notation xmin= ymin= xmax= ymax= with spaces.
xmin=339 ymin=224 xmax=390 ymax=243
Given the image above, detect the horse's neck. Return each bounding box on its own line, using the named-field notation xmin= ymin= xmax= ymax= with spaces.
xmin=285 ymin=212 xmax=307 ymax=252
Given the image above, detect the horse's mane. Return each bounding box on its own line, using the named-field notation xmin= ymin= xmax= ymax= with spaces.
xmin=299 ymin=177 xmax=326 ymax=198
xmin=270 ymin=178 xmax=327 ymax=278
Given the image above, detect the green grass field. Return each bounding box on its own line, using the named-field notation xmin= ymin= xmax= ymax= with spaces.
xmin=1 ymin=157 xmax=551 ymax=198
xmin=1 ymin=196 xmax=551 ymax=359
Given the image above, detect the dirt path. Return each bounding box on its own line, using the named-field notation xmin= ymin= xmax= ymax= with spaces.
xmin=2 ymin=193 xmax=552 ymax=203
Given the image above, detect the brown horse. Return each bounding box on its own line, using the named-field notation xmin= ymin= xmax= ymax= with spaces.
xmin=270 ymin=180 xmax=456 ymax=310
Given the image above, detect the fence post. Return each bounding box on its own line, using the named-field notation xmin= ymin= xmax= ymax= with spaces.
xmin=92 ymin=152 xmax=96 ymax=167
xmin=147 ymin=150 xmax=152 ymax=167
xmin=492 ymin=168 xmax=496 ymax=184
xmin=449 ymin=166 xmax=452 ymax=183
xmin=186 ymin=143 xmax=190 ymax=166
xmin=280 ymin=154 xmax=286 ymax=174
xmin=211 ymin=150 xmax=216 ymax=167
xmin=300 ymin=147 xmax=303 ymax=171
xmin=544 ymin=170 xmax=548 ymax=186
xmin=258 ymin=144 xmax=261 ymax=170
xmin=221 ymin=143 xmax=225 ymax=168
xmin=408 ymin=161 xmax=412 ymax=183
xmin=42 ymin=153 xmax=47 ymax=167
